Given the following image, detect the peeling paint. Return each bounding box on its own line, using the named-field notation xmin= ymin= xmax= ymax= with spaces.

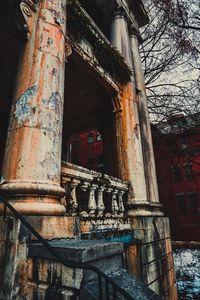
xmin=14 ymin=89 xmax=62 ymax=137
xmin=42 ymin=92 xmax=62 ymax=114
xmin=14 ymin=85 xmax=38 ymax=124
xmin=13 ymin=88 xmax=62 ymax=180
xmin=40 ymin=91 xmax=62 ymax=140
xmin=40 ymin=152 xmax=59 ymax=180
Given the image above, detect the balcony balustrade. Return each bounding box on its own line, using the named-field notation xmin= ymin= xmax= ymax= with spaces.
xmin=61 ymin=162 xmax=129 ymax=218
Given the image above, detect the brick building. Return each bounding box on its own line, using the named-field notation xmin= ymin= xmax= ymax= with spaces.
xmin=63 ymin=129 xmax=104 ymax=173
xmin=153 ymin=114 xmax=200 ymax=242
xmin=70 ymin=114 xmax=200 ymax=243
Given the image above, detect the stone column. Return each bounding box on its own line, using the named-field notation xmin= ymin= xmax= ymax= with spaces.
xmin=0 ymin=0 xmax=68 ymax=215
xmin=130 ymin=27 xmax=160 ymax=205
xmin=111 ymin=9 xmax=132 ymax=67
xmin=111 ymin=9 xmax=148 ymax=214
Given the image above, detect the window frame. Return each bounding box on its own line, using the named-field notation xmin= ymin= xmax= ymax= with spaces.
xmin=188 ymin=192 xmax=198 ymax=215
xmin=184 ymin=163 xmax=193 ymax=181
xmin=88 ymin=131 xmax=94 ymax=144
xmin=171 ymin=165 xmax=182 ymax=183
xmin=176 ymin=193 xmax=187 ymax=215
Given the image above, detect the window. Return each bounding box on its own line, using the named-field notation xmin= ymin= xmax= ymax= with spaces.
xmin=96 ymin=132 xmax=103 ymax=142
xmin=171 ymin=165 xmax=181 ymax=183
xmin=88 ymin=131 xmax=94 ymax=144
xmin=180 ymin=137 xmax=188 ymax=150
xmin=176 ymin=194 xmax=186 ymax=215
xmin=184 ymin=164 xmax=193 ymax=181
xmin=188 ymin=193 xmax=198 ymax=215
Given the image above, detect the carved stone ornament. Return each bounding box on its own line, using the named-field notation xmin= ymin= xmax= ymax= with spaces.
xmin=15 ymin=0 xmax=40 ymax=40
xmin=112 ymin=95 xmax=122 ymax=117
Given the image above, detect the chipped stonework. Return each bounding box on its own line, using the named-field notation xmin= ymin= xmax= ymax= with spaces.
xmin=14 ymin=85 xmax=38 ymax=124
xmin=39 ymin=92 xmax=63 ymax=179
xmin=14 ymin=89 xmax=62 ymax=180
xmin=40 ymin=152 xmax=59 ymax=180
xmin=40 ymin=91 xmax=62 ymax=139
xmin=14 ymin=90 xmax=62 ymax=137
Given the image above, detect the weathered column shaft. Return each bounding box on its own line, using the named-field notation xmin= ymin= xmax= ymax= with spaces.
xmin=111 ymin=11 xmax=148 ymax=205
xmin=130 ymin=31 xmax=159 ymax=203
xmin=111 ymin=10 xmax=132 ymax=67
xmin=0 ymin=0 xmax=68 ymax=215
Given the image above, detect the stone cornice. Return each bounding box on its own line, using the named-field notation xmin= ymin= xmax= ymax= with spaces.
xmin=127 ymin=0 xmax=149 ymax=27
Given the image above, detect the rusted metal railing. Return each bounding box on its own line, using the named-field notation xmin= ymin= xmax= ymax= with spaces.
xmin=0 ymin=194 xmax=134 ymax=300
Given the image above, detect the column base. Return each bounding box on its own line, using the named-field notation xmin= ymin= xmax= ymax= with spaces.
xmin=0 ymin=181 xmax=66 ymax=216
xmin=149 ymin=202 xmax=164 ymax=216
xmin=127 ymin=201 xmax=163 ymax=217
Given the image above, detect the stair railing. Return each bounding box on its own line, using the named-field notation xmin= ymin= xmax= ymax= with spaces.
xmin=0 ymin=195 xmax=134 ymax=300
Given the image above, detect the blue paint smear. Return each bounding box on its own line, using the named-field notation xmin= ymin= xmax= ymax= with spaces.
xmin=91 ymin=231 xmax=135 ymax=245
xmin=107 ymin=233 xmax=135 ymax=245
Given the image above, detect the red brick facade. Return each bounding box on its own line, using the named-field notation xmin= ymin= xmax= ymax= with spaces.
xmin=152 ymin=116 xmax=200 ymax=241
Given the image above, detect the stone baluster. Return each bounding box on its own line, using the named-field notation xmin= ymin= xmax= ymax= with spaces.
xmin=111 ymin=189 xmax=119 ymax=216
xmin=61 ymin=177 xmax=70 ymax=211
xmin=67 ymin=179 xmax=80 ymax=216
xmin=79 ymin=181 xmax=90 ymax=217
xmin=80 ymin=181 xmax=90 ymax=192
xmin=88 ymin=184 xmax=98 ymax=216
xmin=96 ymin=186 xmax=105 ymax=216
xmin=105 ymin=187 xmax=113 ymax=217
xmin=118 ymin=190 xmax=125 ymax=216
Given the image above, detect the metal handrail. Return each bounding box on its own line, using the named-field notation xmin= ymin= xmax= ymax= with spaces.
xmin=0 ymin=195 xmax=134 ymax=300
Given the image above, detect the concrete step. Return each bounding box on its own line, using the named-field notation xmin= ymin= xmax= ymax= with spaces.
xmin=29 ymin=239 xmax=123 ymax=264
xmin=28 ymin=239 xmax=162 ymax=300
xmin=28 ymin=239 xmax=124 ymax=298
xmin=80 ymin=269 xmax=162 ymax=300
xmin=29 ymin=239 xmax=124 ymax=276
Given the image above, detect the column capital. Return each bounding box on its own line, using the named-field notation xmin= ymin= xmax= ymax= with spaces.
xmin=129 ymin=25 xmax=143 ymax=44
xmin=20 ymin=0 xmax=40 ymax=12
xmin=14 ymin=0 xmax=40 ymax=40
xmin=113 ymin=7 xmax=128 ymax=20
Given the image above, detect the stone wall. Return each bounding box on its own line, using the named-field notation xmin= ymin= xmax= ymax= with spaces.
xmin=0 ymin=216 xmax=79 ymax=299
xmin=130 ymin=216 xmax=177 ymax=299
xmin=0 ymin=214 xmax=177 ymax=299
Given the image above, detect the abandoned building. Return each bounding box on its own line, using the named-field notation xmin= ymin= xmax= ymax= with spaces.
xmin=0 ymin=0 xmax=177 ymax=299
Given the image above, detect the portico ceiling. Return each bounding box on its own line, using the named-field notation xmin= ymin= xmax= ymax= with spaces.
xmin=0 ymin=3 xmax=20 ymax=103
xmin=64 ymin=54 xmax=113 ymax=132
